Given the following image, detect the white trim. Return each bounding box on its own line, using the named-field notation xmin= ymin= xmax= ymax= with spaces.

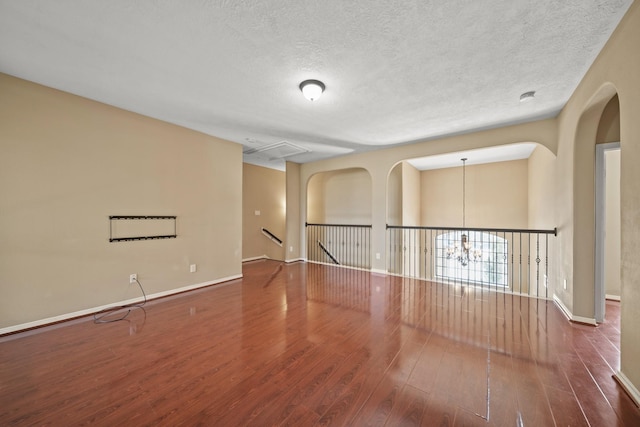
xmin=553 ymin=294 xmax=598 ymax=325
xmin=242 ymin=255 xmax=269 ymax=262
xmin=243 ymin=256 xmax=306 ymax=264
xmin=553 ymin=294 xmax=572 ymax=321
xmin=306 ymin=259 xmax=372 ymax=272
xmin=375 ymin=270 xmax=554 ymax=301
xmin=0 ymin=274 xmax=242 ymax=335
xmin=606 ymin=294 xmax=621 ymax=301
xmin=371 ymin=268 xmax=388 ymax=275
xmin=614 ymin=371 xmax=640 ymax=408
xmin=572 ymin=315 xmax=598 ymax=326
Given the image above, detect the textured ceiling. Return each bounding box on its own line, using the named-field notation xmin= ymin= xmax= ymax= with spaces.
xmin=0 ymin=1 xmax=632 ymax=170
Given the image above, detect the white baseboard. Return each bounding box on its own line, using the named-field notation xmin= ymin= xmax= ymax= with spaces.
xmin=242 ymin=256 xmax=305 ymax=264
xmin=0 ymin=274 xmax=242 ymax=335
xmin=573 ymin=315 xmax=597 ymax=325
xmin=606 ymin=294 xmax=621 ymax=301
xmin=614 ymin=371 xmax=640 ymax=408
xmin=242 ymin=255 xmax=269 ymax=262
xmin=553 ymin=294 xmax=572 ymax=321
xmin=371 ymin=268 xmax=388 ymax=275
xmin=306 ymin=259 xmax=374 ymax=272
xmin=553 ymin=294 xmax=597 ymax=325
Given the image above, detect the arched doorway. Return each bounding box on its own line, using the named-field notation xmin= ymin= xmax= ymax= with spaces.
xmin=306 ymin=167 xmax=373 ymax=269
xmin=572 ymin=87 xmax=620 ymax=323
xmin=594 ymin=96 xmax=621 ymax=322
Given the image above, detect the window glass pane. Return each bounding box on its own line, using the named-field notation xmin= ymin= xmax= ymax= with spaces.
xmin=435 ymin=231 xmax=508 ymax=286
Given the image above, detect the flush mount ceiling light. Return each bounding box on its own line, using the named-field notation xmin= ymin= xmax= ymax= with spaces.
xmin=299 ymin=79 xmax=325 ymax=101
xmin=520 ymin=91 xmax=536 ymax=102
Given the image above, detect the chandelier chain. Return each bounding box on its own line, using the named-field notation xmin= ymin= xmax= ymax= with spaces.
xmin=462 ymin=158 xmax=467 ymax=228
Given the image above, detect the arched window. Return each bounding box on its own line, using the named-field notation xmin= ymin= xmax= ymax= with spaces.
xmin=435 ymin=231 xmax=508 ymax=286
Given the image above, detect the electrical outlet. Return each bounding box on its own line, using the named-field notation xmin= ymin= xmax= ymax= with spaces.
xmin=190 ymin=264 xmax=197 ymax=273
xmin=563 ymin=279 xmax=567 ymax=290
xmin=130 ymin=273 xmax=137 ymax=284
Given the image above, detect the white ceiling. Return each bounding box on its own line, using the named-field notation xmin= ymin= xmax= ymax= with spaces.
xmin=0 ymin=1 xmax=632 ymax=170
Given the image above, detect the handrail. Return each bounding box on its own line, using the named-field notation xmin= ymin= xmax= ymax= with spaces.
xmin=261 ymin=228 xmax=283 ymax=246
xmin=386 ymin=224 xmax=555 ymax=299
xmin=386 ymin=224 xmax=557 ymax=236
xmin=306 ymin=222 xmax=372 ymax=228
xmin=318 ymin=240 xmax=340 ymax=265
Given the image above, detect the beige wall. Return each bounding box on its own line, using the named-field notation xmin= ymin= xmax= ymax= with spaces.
xmin=605 ymin=149 xmax=621 ymax=298
xmin=306 ymin=168 xmax=372 ymax=224
xmin=387 ymin=163 xmax=403 ymax=226
xmin=421 ymin=160 xmax=528 ymax=229
xmin=402 ymin=162 xmax=421 ymax=227
xmin=242 ymin=163 xmax=286 ymax=261
xmin=528 ymin=145 xmax=557 ymax=230
xmin=0 ymin=74 xmax=243 ymax=331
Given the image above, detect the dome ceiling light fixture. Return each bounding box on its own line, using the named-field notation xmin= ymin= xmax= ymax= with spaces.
xmin=299 ymin=79 xmax=325 ymax=101
xmin=519 ymin=91 xmax=536 ymax=102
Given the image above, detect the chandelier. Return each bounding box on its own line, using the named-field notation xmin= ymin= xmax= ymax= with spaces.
xmin=446 ymin=158 xmax=482 ymax=266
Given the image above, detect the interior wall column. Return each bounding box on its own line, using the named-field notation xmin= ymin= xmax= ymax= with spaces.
xmin=285 ymin=161 xmax=302 ymax=262
xmin=370 ymin=168 xmax=388 ymax=273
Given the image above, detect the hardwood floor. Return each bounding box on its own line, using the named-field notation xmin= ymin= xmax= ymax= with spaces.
xmin=1 ymin=259 xmax=638 ymax=426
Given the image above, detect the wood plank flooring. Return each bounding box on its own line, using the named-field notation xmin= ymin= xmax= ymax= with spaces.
xmin=1 ymin=259 xmax=638 ymax=426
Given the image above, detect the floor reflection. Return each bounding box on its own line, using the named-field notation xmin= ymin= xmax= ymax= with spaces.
xmin=0 ymin=260 xmax=634 ymax=426
xmin=305 ymin=262 xmax=550 ymax=362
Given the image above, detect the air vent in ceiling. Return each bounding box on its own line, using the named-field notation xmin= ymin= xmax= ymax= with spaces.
xmin=243 ymin=140 xmax=310 ymax=160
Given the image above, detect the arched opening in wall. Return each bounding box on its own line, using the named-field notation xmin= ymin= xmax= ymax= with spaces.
xmin=306 ymin=168 xmax=372 ymax=269
xmin=594 ymin=96 xmax=621 ymax=323
xmin=385 ymin=143 xmax=557 ymax=296
xmin=572 ymin=86 xmax=620 ymax=324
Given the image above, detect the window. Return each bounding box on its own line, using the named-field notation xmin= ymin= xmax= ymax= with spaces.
xmin=435 ymin=231 xmax=508 ymax=286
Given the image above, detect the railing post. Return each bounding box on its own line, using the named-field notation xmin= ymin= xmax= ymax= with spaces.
xmin=305 ymin=223 xmax=373 ymax=270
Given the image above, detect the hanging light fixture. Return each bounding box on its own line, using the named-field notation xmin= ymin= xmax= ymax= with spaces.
xmin=299 ymin=79 xmax=325 ymax=101
xmin=446 ymin=158 xmax=482 ymax=266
